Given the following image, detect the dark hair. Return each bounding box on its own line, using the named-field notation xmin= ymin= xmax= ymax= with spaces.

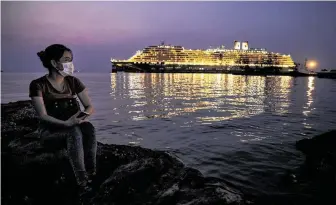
xmin=37 ymin=44 xmax=72 ymax=72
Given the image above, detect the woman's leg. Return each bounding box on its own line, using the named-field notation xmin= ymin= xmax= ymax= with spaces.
xmin=40 ymin=129 xmax=67 ymax=151
xmin=41 ymin=127 xmax=87 ymax=186
xmin=66 ymin=126 xmax=88 ymax=186
xmin=79 ymin=122 xmax=97 ymax=175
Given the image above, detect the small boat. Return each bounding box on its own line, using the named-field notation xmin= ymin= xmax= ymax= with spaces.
xmin=317 ymin=69 xmax=336 ymax=79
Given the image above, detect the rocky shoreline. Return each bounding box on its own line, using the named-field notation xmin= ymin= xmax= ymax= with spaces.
xmin=1 ymin=100 xmax=336 ymax=205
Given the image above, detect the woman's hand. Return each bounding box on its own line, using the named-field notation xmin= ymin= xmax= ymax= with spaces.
xmin=65 ymin=112 xmax=82 ymax=127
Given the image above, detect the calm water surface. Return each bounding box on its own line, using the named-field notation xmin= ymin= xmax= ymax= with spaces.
xmin=2 ymin=72 xmax=336 ymax=195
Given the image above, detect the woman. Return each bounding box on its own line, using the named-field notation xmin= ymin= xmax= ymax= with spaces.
xmin=29 ymin=44 xmax=97 ymax=196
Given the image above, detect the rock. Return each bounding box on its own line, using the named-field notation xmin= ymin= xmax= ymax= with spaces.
xmin=295 ymin=130 xmax=336 ymax=180
xmin=1 ymin=100 xmax=244 ymax=205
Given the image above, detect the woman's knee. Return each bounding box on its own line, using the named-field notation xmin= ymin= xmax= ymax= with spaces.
xmin=40 ymin=130 xmax=68 ymax=150
xmin=80 ymin=122 xmax=95 ymax=132
xmin=79 ymin=122 xmax=96 ymax=138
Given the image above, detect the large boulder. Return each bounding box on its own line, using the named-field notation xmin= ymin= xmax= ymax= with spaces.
xmin=294 ymin=130 xmax=336 ymax=200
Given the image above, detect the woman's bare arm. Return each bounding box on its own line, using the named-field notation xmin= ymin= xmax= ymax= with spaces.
xmin=77 ymin=89 xmax=95 ymax=116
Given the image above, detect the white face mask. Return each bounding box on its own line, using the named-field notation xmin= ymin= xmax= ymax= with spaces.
xmin=58 ymin=62 xmax=75 ymax=76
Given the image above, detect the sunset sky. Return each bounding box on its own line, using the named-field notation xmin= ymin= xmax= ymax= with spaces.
xmin=2 ymin=1 xmax=336 ymax=72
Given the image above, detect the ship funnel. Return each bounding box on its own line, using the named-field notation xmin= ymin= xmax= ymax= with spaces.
xmin=242 ymin=41 xmax=249 ymax=50
xmin=234 ymin=41 xmax=241 ymax=50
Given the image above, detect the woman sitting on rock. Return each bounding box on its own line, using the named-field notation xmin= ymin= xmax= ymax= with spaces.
xmin=29 ymin=44 xmax=97 ymax=196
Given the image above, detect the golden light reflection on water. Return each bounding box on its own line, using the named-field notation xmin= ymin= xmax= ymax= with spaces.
xmin=110 ymin=73 xmax=295 ymax=124
xmin=305 ymin=76 xmax=315 ymax=109
xmin=302 ymin=76 xmax=315 ymax=129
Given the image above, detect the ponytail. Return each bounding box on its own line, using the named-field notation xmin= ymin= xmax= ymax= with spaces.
xmin=37 ymin=51 xmax=45 ymax=61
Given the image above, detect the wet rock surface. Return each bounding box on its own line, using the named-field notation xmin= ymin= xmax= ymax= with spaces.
xmin=1 ymin=100 xmax=245 ymax=205
xmin=293 ymin=130 xmax=336 ymax=203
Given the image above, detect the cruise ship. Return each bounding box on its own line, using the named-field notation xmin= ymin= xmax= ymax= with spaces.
xmin=111 ymin=41 xmax=296 ymax=74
